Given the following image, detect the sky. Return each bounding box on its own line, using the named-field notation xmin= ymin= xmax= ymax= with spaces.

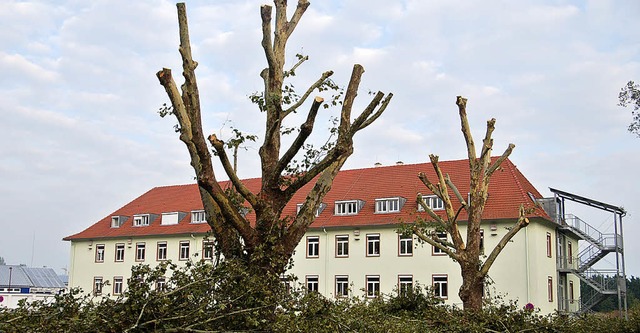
xmin=1 ymin=0 xmax=639 ymax=277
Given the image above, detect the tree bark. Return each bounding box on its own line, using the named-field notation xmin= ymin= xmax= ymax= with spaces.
xmin=414 ymin=96 xmax=529 ymax=312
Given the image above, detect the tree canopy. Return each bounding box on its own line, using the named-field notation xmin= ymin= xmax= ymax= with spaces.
xmin=618 ymin=80 xmax=640 ymax=138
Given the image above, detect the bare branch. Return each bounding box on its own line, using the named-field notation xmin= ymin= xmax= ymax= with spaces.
xmin=486 ymin=143 xmax=515 ymax=177
xmin=260 ymin=5 xmax=275 ymax=72
xmin=418 ymin=172 xmax=441 ymax=198
xmin=338 ymin=64 xmax=365 ymax=135
xmin=457 ymin=96 xmax=477 ymax=166
xmin=445 ymin=174 xmax=467 ymax=209
xmin=277 ymin=96 xmax=324 ymax=175
xmin=413 ymin=226 xmax=460 ymax=261
xmin=355 ymin=93 xmax=393 ymax=130
xmin=283 ymin=70 xmax=333 ymax=117
xmin=416 ymin=193 xmax=448 ymax=226
xmin=208 ymin=134 xmax=259 ymax=208
xmin=479 ymin=118 xmax=496 ymax=168
xmin=480 ymin=205 xmax=531 ymax=276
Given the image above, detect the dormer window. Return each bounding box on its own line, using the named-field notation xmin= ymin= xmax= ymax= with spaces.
xmin=418 ymin=195 xmax=444 ymax=211
xmin=296 ymin=203 xmax=327 ymax=217
xmin=110 ymin=216 xmax=127 ymax=228
xmin=375 ymin=197 xmax=406 ymax=214
xmin=133 ymin=214 xmax=150 ymax=227
xmin=335 ymin=200 xmax=364 ymax=216
xmin=191 ymin=210 xmax=206 ymax=224
xmin=161 ymin=212 xmax=186 ymax=226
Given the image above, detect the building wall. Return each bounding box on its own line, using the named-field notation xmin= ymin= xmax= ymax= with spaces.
xmin=69 ymin=234 xmax=212 ymax=295
xmin=68 ymin=220 xmax=577 ymax=314
xmin=287 ymin=218 xmax=565 ymax=313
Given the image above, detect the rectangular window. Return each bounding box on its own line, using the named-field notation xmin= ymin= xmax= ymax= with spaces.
xmin=297 ymin=203 xmax=325 ymax=217
xmin=179 ymin=241 xmax=190 ymax=260
xmin=398 ymin=275 xmax=413 ymax=295
xmin=113 ymin=276 xmax=123 ymax=295
xmin=569 ymin=280 xmax=574 ymax=304
xmin=480 ymin=229 xmax=485 ymax=255
xmin=375 ymin=198 xmax=400 ymax=213
xmin=432 ymin=231 xmax=447 ymax=255
xmin=156 ymin=277 xmax=166 ymax=291
xmin=135 ymin=242 xmax=146 ymax=262
xmin=111 ymin=216 xmax=122 ymax=228
xmin=546 ymin=232 xmax=552 ymax=258
xmin=548 ymin=276 xmax=554 ymax=302
xmin=366 ymin=275 xmax=380 ymax=298
xmin=157 ymin=242 xmax=167 ymax=261
xmin=366 ymin=234 xmax=380 ymax=257
xmin=335 ymin=276 xmax=349 ymax=297
xmin=203 ymin=240 xmax=214 ymax=260
xmin=567 ymin=242 xmax=573 ymax=264
xmin=191 ymin=210 xmax=206 ymax=223
xmin=307 ymin=236 xmax=319 ymax=258
xmin=95 ymin=244 xmax=105 ymax=263
xmin=418 ymin=195 xmax=444 ymax=211
xmin=306 ymin=275 xmax=319 ymax=293
xmin=336 ymin=235 xmax=349 ymax=257
xmin=335 ymin=200 xmax=361 ymax=215
xmin=115 ymin=243 xmax=125 ymax=262
xmin=433 ymin=275 xmax=448 ymax=299
xmin=93 ymin=276 xmax=103 ymax=296
xmin=133 ymin=214 xmax=150 ymax=226
xmin=399 ymin=235 xmax=413 ymax=256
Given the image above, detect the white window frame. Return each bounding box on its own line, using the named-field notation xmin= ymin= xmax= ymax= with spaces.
xmin=111 ymin=216 xmax=122 ymax=228
xmin=398 ymin=235 xmax=413 ymax=256
xmin=113 ymin=276 xmax=123 ymax=295
xmin=135 ymin=242 xmax=146 ymax=262
xmin=335 ymin=275 xmax=349 ymax=298
xmin=375 ymin=197 xmax=402 ymax=213
xmin=307 ymin=236 xmax=320 ymax=258
xmin=366 ymin=234 xmax=380 ymax=257
xmin=366 ymin=275 xmax=380 ymax=298
xmin=157 ymin=241 xmax=167 ymax=261
xmin=296 ymin=203 xmax=326 ymax=217
xmin=95 ymin=244 xmax=105 ymax=263
xmin=334 ymin=200 xmax=362 ymax=216
xmin=306 ymin=275 xmax=319 ymax=293
xmin=203 ymin=240 xmax=214 ymax=260
xmin=156 ymin=277 xmax=166 ymax=291
xmin=432 ymin=231 xmax=448 ymax=255
xmin=335 ymin=235 xmax=349 ymax=257
xmin=133 ymin=214 xmax=150 ymax=227
xmin=433 ymin=275 xmax=448 ymax=299
xmin=398 ymin=275 xmax=413 ymax=294
xmin=418 ymin=195 xmax=444 ymax=211
xmin=115 ymin=243 xmax=125 ymax=262
xmin=93 ymin=276 xmax=103 ymax=296
xmin=191 ymin=210 xmax=206 ymax=224
xmin=179 ymin=240 xmax=190 ymax=261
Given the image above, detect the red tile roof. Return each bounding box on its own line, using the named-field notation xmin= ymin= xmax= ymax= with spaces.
xmin=64 ymin=158 xmax=549 ymax=241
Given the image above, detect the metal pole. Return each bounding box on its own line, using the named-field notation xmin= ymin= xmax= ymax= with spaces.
xmin=8 ymin=267 xmax=12 ymax=292
xmin=613 ymin=212 xmax=623 ymax=319
xmin=619 ymin=212 xmax=628 ymax=320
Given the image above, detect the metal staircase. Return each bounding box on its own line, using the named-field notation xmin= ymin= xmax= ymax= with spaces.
xmin=547 ymin=188 xmax=627 ymax=318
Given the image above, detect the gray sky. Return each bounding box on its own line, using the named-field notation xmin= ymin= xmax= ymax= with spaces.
xmin=1 ymin=0 xmax=638 ymax=276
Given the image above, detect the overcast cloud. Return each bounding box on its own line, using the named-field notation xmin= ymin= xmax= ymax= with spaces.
xmin=1 ymin=0 xmax=638 ymax=277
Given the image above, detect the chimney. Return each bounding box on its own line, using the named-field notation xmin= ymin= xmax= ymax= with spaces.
xmin=396 ymin=161 xmax=404 ymax=165
xmin=374 ymin=162 xmax=382 ymax=167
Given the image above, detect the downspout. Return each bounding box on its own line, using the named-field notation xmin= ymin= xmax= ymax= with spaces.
xmin=525 ymin=226 xmax=530 ymax=302
xmin=323 ymin=228 xmax=328 ymax=294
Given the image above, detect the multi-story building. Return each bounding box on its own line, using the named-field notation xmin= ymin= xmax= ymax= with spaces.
xmin=63 ymin=158 xmax=625 ymax=314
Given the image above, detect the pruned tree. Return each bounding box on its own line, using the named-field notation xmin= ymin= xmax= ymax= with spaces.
xmin=618 ymin=80 xmax=640 ymax=138
xmin=412 ymin=96 xmax=531 ymax=311
xmin=156 ymin=0 xmax=392 ymax=278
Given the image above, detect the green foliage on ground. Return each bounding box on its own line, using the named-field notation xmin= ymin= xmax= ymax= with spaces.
xmin=2 ymin=261 xmax=640 ymax=332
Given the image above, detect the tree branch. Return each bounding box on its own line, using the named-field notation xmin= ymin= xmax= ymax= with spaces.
xmin=480 ymin=205 xmax=530 ymax=276
xmin=413 ymin=226 xmax=460 ymax=261
xmin=486 ymin=143 xmax=515 ymax=177
xmin=277 ymin=96 xmax=324 ymax=175
xmin=283 ymin=70 xmax=333 ymax=117
xmin=208 ymin=134 xmax=259 ymax=208
xmin=457 ymin=96 xmax=477 ymax=167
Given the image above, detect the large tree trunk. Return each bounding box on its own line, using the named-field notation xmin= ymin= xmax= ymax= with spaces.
xmin=459 ymin=263 xmax=484 ymax=311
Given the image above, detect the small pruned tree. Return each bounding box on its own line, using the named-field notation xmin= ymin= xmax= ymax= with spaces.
xmin=412 ymin=96 xmax=531 ymax=311
xmin=156 ymin=0 xmax=392 ymax=280
xmin=618 ymin=80 xmax=640 ymax=138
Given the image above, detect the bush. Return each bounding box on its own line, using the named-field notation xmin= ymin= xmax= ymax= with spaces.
xmin=1 ymin=261 xmax=638 ymax=333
